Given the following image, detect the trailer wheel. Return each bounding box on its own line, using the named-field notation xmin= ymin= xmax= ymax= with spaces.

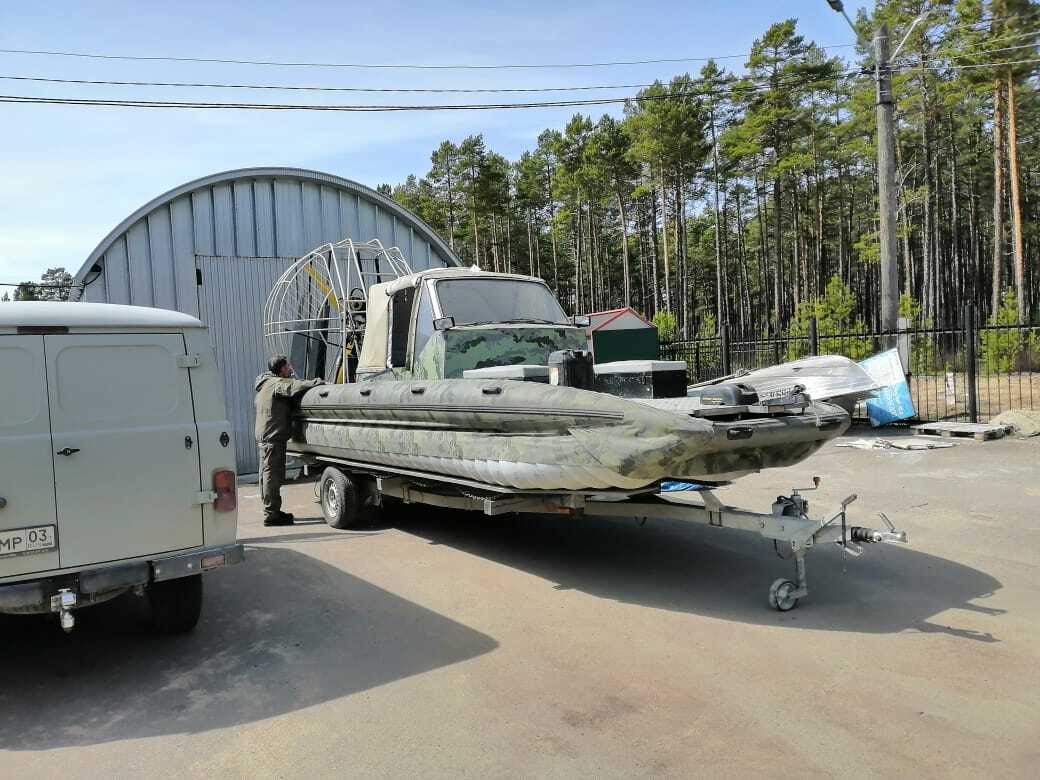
xmin=148 ymin=575 xmax=203 ymax=634
xmin=768 ymin=578 xmax=799 ymax=612
xmin=320 ymin=467 xmax=368 ymax=530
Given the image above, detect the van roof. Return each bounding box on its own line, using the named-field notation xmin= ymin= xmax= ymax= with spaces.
xmin=0 ymin=302 xmax=205 ymax=330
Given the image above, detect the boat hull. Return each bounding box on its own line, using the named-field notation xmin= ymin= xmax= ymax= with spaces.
xmin=290 ymin=379 xmax=849 ymax=491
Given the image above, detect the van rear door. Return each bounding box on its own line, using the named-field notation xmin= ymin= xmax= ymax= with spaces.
xmin=0 ymin=335 xmax=59 ymax=577
xmin=45 ymin=332 xmax=204 ymax=567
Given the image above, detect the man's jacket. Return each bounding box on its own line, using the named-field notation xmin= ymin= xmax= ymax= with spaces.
xmin=254 ymin=373 xmax=324 ymax=444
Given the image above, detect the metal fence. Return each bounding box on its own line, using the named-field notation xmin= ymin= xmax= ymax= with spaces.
xmin=661 ymin=305 xmax=1040 ymax=424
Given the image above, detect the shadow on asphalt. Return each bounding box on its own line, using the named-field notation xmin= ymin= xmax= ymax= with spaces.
xmin=0 ymin=546 xmax=496 ymax=750
xmin=237 ymin=529 xmax=383 ymax=545
xmin=391 ymin=505 xmax=1004 ymax=641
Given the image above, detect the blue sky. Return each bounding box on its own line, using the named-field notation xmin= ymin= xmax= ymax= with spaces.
xmin=0 ymin=1 xmax=866 ymax=284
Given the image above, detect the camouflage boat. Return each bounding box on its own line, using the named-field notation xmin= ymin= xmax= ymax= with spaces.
xmin=285 ymin=268 xmax=849 ymax=491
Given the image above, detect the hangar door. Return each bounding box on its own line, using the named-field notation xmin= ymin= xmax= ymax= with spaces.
xmin=196 ymin=255 xmax=296 ymax=474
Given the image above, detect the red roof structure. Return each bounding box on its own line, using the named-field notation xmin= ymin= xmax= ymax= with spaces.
xmin=585 ymin=307 xmax=655 ymax=332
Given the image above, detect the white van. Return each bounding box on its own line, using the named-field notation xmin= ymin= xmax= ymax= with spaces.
xmin=0 ymin=302 xmax=242 ymax=633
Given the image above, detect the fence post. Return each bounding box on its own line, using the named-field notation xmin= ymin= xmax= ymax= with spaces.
xmin=720 ymin=324 xmax=731 ymax=375
xmin=896 ymin=316 xmax=911 ymax=376
xmin=808 ymin=316 xmax=819 ymax=356
xmin=963 ymin=304 xmax=978 ymax=423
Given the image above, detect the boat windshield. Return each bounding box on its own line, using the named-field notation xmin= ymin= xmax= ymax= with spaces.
xmin=434 ymin=278 xmax=571 ymax=326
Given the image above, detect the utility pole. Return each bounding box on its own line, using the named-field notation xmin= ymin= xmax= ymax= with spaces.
xmin=874 ymin=22 xmax=899 ymax=332
xmin=826 ymin=2 xmax=906 ymax=333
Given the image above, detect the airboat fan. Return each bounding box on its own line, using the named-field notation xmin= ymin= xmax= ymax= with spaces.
xmin=263 ymin=238 xmax=412 ymax=383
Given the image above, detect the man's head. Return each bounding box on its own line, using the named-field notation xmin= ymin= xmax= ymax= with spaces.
xmin=268 ymin=355 xmax=293 ymax=378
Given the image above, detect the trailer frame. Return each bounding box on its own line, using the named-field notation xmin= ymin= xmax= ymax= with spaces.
xmin=296 ymin=452 xmax=908 ymax=611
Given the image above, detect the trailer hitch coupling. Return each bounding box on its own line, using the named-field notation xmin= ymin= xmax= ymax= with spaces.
xmin=850 ymin=512 xmax=908 ymax=545
xmin=50 ymin=588 xmax=77 ymax=632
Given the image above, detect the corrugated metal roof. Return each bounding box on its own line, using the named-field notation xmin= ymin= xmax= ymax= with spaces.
xmin=73 ymin=166 xmax=460 ymax=314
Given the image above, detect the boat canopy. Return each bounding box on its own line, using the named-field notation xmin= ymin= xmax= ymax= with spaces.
xmin=357 ymin=279 xmax=394 ymax=373
xmin=358 ymin=268 xmax=565 ymax=374
xmin=382 ymin=266 xmax=544 ymax=296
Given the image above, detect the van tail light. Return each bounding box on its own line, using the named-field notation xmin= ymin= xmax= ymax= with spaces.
xmin=212 ymin=469 xmax=237 ymax=512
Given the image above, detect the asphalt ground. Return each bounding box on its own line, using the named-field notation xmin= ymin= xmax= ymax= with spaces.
xmin=2 ymin=429 xmax=1038 ymax=777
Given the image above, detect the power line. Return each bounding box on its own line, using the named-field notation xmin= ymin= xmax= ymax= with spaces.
xmin=20 ymin=28 xmax=1030 ymax=102
xmin=0 ymin=74 xmax=661 ymax=94
xmin=912 ymin=56 xmax=1040 ymax=72
xmin=15 ymin=57 xmax=1033 ymax=115
xmin=15 ymin=55 xmax=1035 ymax=114
xmin=0 ymin=44 xmax=881 ymax=96
xmin=940 ymin=40 xmax=1039 ymax=59
xmin=0 ymin=93 xmax=747 ymax=112
xmin=0 ymin=11 xmax=1030 ymax=81
xmin=0 ymin=281 xmax=72 ymax=287
xmin=0 ymin=45 xmax=879 ymax=96
xmin=952 ymin=28 xmax=1040 ymax=45
xmin=0 ymin=70 xmax=868 ymax=112
xmin=964 ymin=7 xmax=1040 ymax=28
xmin=0 ymin=43 xmax=857 ymax=71
xmin=906 ymin=32 xmax=1039 ymax=63
xmin=944 ymin=7 xmax=1040 ymax=34
xmin=890 ymin=12 xmax=1040 ymax=47
xmin=0 ymin=64 xmax=863 ymax=95
xmin=910 ymin=42 xmax=1040 ymax=68
xmin=919 ymin=29 xmax=1040 ymax=54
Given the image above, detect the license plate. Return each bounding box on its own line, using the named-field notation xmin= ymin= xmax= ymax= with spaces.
xmin=0 ymin=525 xmax=58 ymax=558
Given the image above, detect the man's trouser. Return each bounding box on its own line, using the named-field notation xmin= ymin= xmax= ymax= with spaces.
xmin=258 ymin=441 xmax=287 ymax=520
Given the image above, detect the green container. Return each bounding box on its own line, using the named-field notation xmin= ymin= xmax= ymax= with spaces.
xmin=591 ymin=327 xmax=660 ymax=363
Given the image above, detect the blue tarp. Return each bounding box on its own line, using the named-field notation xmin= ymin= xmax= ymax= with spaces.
xmin=858 ymin=349 xmax=915 ymax=426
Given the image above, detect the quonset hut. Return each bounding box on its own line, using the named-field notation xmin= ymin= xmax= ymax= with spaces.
xmin=72 ymin=166 xmax=460 ymax=472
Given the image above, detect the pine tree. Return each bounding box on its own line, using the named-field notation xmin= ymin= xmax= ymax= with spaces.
xmin=379 ymin=4 xmax=1040 ymax=330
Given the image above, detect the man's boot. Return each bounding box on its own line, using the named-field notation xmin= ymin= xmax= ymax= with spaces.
xmin=264 ymin=513 xmax=293 ymax=527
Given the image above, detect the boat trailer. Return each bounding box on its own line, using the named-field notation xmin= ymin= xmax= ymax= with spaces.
xmin=298 ymin=454 xmax=908 ymax=612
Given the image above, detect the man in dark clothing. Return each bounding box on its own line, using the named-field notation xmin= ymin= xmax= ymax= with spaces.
xmin=255 ymin=355 xmax=324 ymax=526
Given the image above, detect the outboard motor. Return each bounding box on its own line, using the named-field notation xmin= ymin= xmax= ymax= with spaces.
xmin=548 ymin=349 xmax=595 ymax=390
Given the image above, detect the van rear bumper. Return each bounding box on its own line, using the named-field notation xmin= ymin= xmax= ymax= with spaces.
xmin=0 ymin=543 xmax=244 ymax=614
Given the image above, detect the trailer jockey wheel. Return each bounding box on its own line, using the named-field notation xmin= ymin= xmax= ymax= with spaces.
xmin=768 ymin=578 xmax=800 ymax=612
xmin=321 ymin=467 xmax=362 ymax=530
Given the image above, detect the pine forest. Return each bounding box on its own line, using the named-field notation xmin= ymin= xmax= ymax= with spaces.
xmin=381 ymin=0 xmax=1040 ymax=340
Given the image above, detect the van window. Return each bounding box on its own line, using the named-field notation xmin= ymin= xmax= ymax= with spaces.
xmin=0 ymin=343 xmax=43 ymax=426
xmin=52 ymin=344 xmax=181 ymax=424
xmin=411 ymin=284 xmax=435 ymax=363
